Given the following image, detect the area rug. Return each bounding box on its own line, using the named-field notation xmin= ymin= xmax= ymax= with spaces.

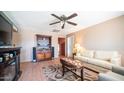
xmin=42 ymin=64 xmax=98 ymax=81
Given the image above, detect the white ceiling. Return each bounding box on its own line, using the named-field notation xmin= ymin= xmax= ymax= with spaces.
xmin=4 ymin=11 xmax=124 ymax=35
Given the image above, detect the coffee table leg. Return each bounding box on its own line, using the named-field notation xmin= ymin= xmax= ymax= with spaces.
xmin=62 ymin=64 xmax=65 ymax=76
xmin=81 ymin=67 xmax=84 ymax=81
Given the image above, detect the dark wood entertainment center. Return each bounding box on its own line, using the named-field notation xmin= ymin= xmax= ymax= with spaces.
xmin=33 ymin=34 xmax=52 ymax=62
xmin=0 ymin=47 xmax=21 ymax=81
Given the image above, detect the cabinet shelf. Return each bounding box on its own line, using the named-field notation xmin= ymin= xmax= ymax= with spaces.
xmin=0 ymin=47 xmax=21 ymax=81
xmin=4 ymin=56 xmax=16 ymax=63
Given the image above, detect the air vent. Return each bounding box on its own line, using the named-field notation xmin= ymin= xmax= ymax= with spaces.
xmin=52 ymin=29 xmax=60 ymax=32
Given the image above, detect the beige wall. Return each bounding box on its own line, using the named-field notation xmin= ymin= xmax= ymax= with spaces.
xmin=12 ymin=31 xmax=21 ymax=46
xmin=70 ymin=15 xmax=124 ymax=66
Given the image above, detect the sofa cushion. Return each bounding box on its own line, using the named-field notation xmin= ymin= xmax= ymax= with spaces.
xmin=74 ymin=56 xmax=89 ymax=62
xmin=110 ymin=56 xmax=121 ymax=66
xmin=94 ymin=51 xmax=119 ymax=61
xmin=81 ymin=50 xmax=94 ymax=58
xmin=76 ymin=53 xmax=81 ymax=56
xmin=87 ymin=58 xmax=112 ymax=69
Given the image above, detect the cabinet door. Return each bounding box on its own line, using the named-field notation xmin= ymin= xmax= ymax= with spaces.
xmin=36 ymin=53 xmax=45 ymax=61
xmin=45 ymin=52 xmax=51 ymax=59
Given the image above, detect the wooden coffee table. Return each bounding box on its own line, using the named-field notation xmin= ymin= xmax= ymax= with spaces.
xmin=60 ymin=57 xmax=109 ymax=81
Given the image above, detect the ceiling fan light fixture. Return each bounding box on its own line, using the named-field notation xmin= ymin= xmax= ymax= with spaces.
xmin=60 ymin=21 xmax=63 ymax=26
xmin=49 ymin=13 xmax=78 ymax=29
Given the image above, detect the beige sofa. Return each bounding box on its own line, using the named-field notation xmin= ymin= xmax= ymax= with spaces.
xmin=98 ymin=65 xmax=124 ymax=81
xmin=74 ymin=50 xmax=121 ymax=70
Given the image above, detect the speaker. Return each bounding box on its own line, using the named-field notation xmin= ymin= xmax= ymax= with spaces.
xmin=51 ymin=47 xmax=54 ymax=58
xmin=32 ymin=47 xmax=36 ymax=62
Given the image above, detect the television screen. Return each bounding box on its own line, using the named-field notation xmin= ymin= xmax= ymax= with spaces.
xmin=0 ymin=14 xmax=12 ymax=46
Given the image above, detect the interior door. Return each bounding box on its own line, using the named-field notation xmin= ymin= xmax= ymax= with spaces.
xmin=58 ymin=38 xmax=65 ymax=56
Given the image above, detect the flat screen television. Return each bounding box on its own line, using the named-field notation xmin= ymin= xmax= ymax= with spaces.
xmin=0 ymin=14 xmax=12 ymax=46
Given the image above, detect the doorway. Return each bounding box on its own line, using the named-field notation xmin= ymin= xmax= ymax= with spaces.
xmin=67 ymin=35 xmax=74 ymax=57
xmin=58 ymin=37 xmax=65 ymax=57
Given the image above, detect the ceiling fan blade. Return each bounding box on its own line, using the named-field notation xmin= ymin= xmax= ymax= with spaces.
xmin=62 ymin=22 xmax=65 ymax=29
xmin=67 ymin=21 xmax=77 ymax=26
xmin=66 ymin=13 xmax=78 ymax=20
xmin=49 ymin=21 xmax=61 ymax=25
xmin=51 ymin=14 xmax=62 ymax=21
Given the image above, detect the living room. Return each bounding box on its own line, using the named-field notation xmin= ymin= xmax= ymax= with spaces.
xmin=1 ymin=0 xmax=124 ymax=93
xmin=0 ymin=11 xmax=124 ymax=81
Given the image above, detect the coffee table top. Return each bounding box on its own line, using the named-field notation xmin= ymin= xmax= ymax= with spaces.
xmin=60 ymin=57 xmax=83 ymax=68
xmin=60 ymin=57 xmax=109 ymax=73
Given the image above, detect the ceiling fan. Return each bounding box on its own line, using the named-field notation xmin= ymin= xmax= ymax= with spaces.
xmin=49 ymin=13 xmax=78 ymax=29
